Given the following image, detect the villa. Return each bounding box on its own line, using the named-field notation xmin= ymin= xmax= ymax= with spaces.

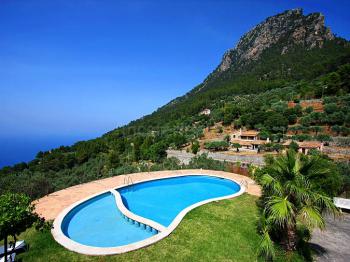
xmin=230 ymin=129 xmax=268 ymax=150
xmin=231 ymin=129 xmax=260 ymax=141
xmin=199 ymin=108 xmax=211 ymax=116
xmin=283 ymin=140 xmax=324 ymax=154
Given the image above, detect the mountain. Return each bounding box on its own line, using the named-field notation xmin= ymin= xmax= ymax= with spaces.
xmin=1 ymin=8 xmax=350 ymax=199
xmin=150 ymin=8 xmax=349 ymax=123
xmin=217 ymin=8 xmax=334 ymax=73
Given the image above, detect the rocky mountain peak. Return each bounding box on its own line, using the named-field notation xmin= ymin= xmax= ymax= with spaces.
xmin=218 ymin=8 xmax=334 ymax=72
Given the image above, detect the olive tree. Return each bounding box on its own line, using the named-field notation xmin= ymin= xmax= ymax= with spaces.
xmin=0 ymin=193 xmax=45 ymax=261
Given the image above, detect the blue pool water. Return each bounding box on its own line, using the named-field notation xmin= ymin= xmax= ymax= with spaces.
xmin=118 ymin=175 xmax=240 ymax=226
xmin=61 ymin=175 xmax=240 ymax=248
xmin=61 ymin=193 xmax=156 ymax=247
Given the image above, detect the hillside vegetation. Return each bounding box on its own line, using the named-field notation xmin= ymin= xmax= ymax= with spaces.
xmin=1 ymin=9 xmax=350 ymax=200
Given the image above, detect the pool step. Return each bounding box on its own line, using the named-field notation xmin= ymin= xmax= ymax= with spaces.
xmin=110 ymin=189 xmax=165 ymax=233
xmin=119 ymin=210 xmax=159 ymax=234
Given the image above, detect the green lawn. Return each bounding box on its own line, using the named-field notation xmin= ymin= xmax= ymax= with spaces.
xmin=16 ymin=194 xmax=303 ymax=262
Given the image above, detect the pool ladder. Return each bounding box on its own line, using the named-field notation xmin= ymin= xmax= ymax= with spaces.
xmin=124 ymin=174 xmax=134 ymax=186
xmin=240 ymin=180 xmax=248 ymax=189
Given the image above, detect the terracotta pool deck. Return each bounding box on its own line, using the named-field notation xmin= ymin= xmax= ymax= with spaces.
xmin=34 ymin=169 xmax=261 ymax=220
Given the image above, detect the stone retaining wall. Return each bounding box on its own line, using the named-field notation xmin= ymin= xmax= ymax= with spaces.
xmin=167 ymin=150 xmax=265 ymax=166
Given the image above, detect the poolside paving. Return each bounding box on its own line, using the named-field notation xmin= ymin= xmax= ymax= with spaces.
xmin=34 ymin=169 xmax=261 ymax=220
xmin=311 ymin=212 xmax=350 ymax=262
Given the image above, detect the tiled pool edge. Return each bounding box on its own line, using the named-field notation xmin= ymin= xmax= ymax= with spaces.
xmin=52 ymin=172 xmax=245 ymax=256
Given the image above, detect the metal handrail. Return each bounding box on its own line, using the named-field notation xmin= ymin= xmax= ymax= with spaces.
xmin=123 ymin=174 xmax=134 ymax=188
xmin=240 ymin=180 xmax=248 ymax=189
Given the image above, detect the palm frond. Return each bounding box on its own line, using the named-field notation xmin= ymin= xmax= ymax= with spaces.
xmin=285 ymin=180 xmax=311 ymax=204
xmin=292 ymin=151 xmax=301 ymax=175
xmin=300 ymin=155 xmax=331 ymax=179
xmin=258 ymin=229 xmax=276 ymax=261
xmin=260 ymin=174 xmax=283 ymax=196
xmin=265 ymin=196 xmax=295 ymax=227
xmin=297 ymin=206 xmax=325 ymax=230
xmin=312 ymin=193 xmax=341 ymax=218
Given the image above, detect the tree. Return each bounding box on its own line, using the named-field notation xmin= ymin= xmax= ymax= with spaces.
xmin=337 ymin=63 xmax=350 ymax=92
xmin=259 ymin=130 xmax=270 ymax=140
xmin=223 ymin=104 xmax=240 ymax=125
xmin=0 ymin=193 xmax=46 ymax=261
xmin=305 ymin=106 xmax=314 ymax=114
xmin=191 ymin=141 xmax=200 ymax=155
xmin=272 ymin=143 xmax=283 ymax=152
xmin=324 ymin=103 xmax=338 ymax=114
xmin=253 ymin=150 xmax=340 ymax=260
xmin=316 ymin=133 xmax=332 ymax=143
xmin=148 ymin=142 xmax=167 ymax=162
xmin=324 ymin=72 xmax=341 ymax=94
xmin=300 ymin=116 xmax=311 ymax=127
xmin=289 ymin=125 xmax=304 ymax=135
xmin=108 ymin=150 xmax=120 ymax=168
xmin=204 ymin=141 xmax=229 ymax=151
xmin=327 ymin=111 xmax=345 ymax=125
xmin=287 ymin=114 xmax=297 ymax=125
xmin=289 ymin=141 xmax=299 ymax=152
xmin=331 ymin=125 xmax=342 ymax=136
xmin=340 ymin=126 xmax=350 ymax=136
xmin=309 ymin=126 xmax=323 ymax=136
xmin=231 ymin=143 xmax=242 ymax=152
xmin=264 ymin=112 xmax=288 ymax=132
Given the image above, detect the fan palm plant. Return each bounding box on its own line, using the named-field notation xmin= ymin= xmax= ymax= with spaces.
xmin=253 ymin=150 xmax=340 ymax=260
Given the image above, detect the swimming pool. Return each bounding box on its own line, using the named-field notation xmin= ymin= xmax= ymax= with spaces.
xmin=61 ymin=192 xmax=157 ymax=247
xmin=119 ymin=176 xmax=240 ymax=227
xmin=54 ymin=174 xmax=244 ymax=255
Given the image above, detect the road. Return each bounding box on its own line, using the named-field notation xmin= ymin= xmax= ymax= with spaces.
xmin=311 ymin=212 xmax=350 ymax=262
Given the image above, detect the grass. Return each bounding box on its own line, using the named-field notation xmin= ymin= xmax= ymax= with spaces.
xmin=15 ymin=194 xmax=304 ymax=262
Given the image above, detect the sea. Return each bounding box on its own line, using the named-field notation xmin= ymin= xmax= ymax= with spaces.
xmin=0 ymin=134 xmax=93 ymax=168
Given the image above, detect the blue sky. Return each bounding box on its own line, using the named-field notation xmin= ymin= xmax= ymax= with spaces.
xmin=0 ymin=1 xmax=349 ymax=161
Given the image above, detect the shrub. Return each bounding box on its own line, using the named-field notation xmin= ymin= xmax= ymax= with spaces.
xmin=191 ymin=141 xmax=200 ymax=155
xmin=315 ymin=134 xmax=332 ymax=142
xmin=204 ymin=141 xmax=229 ymax=151
xmin=231 ymin=143 xmax=242 ymax=152
xmin=289 ymin=141 xmax=299 ymax=152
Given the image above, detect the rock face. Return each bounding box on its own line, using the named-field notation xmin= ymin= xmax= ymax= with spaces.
xmin=218 ymin=8 xmax=334 ymax=72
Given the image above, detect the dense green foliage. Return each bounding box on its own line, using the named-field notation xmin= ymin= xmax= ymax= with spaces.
xmin=204 ymin=140 xmax=229 ymax=151
xmin=252 ymin=150 xmax=340 ymax=260
xmin=0 ymin=193 xmax=46 ymax=260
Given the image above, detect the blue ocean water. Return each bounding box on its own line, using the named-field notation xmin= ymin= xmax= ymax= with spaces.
xmin=0 ymin=135 xmax=91 ymax=168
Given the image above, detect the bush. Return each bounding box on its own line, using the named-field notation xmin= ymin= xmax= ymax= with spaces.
xmin=191 ymin=141 xmax=200 ymax=155
xmin=187 ymin=154 xmax=229 ymax=171
xmin=231 ymin=143 xmax=242 ymax=152
xmin=261 ymin=143 xmax=282 ymax=152
xmin=315 ymin=134 xmax=332 ymax=142
xmin=305 ymin=106 xmax=314 ymax=113
xmin=292 ymin=134 xmax=312 ymax=141
xmin=289 ymin=141 xmax=299 ymax=152
xmin=324 ymin=103 xmax=338 ymax=114
xmin=204 ymin=141 xmax=229 ymax=151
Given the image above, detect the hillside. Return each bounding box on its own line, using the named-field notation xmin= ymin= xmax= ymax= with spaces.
xmin=137 ymin=9 xmax=349 ymax=127
xmin=1 ymin=8 xmax=350 ymax=199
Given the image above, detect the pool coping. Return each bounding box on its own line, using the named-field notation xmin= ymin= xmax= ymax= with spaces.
xmin=52 ymin=172 xmax=245 ymax=255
